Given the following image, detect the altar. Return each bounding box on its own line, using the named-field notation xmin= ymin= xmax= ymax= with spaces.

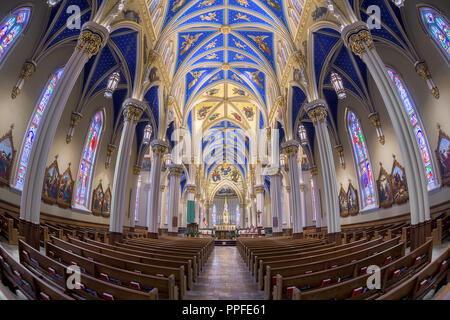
xmin=214 ymin=198 xmax=236 ymax=239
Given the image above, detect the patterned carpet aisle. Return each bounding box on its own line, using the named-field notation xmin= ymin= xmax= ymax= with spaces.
xmin=184 ymin=246 xmax=265 ymax=300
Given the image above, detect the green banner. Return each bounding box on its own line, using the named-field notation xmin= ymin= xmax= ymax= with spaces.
xmin=187 ymin=200 xmax=195 ymax=224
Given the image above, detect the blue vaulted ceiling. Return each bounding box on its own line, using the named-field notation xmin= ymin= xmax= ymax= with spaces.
xmin=161 ymin=0 xmax=289 ymax=106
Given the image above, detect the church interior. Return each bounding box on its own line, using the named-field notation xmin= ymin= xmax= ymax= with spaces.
xmin=0 ymin=0 xmax=449 ymax=303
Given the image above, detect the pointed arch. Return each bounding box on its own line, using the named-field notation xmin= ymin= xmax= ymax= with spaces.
xmin=0 ymin=6 xmax=32 ymax=67
xmin=15 ymin=68 xmax=64 ymax=190
xmin=73 ymin=110 xmax=105 ymax=209
xmin=345 ymin=108 xmax=377 ymax=210
xmin=386 ymin=67 xmax=438 ymax=190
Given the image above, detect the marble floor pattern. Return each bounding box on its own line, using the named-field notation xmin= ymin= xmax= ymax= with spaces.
xmin=184 ymin=246 xmax=265 ymax=300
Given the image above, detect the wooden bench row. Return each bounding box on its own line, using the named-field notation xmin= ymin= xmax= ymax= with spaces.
xmin=289 ymin=239 xmax=434 ymax=300
xmin=18 ymin=240 xmax=158 ymax=300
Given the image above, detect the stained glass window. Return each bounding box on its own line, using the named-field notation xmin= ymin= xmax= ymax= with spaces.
xmin=420 ymin=7 xmax=450 ymax=61
xmin=347 ymin=111 xmax=376 ymax=209
xmin=387 ymin=68 xmax=436 ymax=190
xmin=134 ymin=175 xmax=142 ymax=221
xmin=74 ymin=111 xmax=104 ymax=208
xmin=16 ymin=68 xmax=64 ymax=190
xmin=212 ymin=204 xmax=217 ymax=226
xmin=0 ymin=7 xmax=31 ymax=64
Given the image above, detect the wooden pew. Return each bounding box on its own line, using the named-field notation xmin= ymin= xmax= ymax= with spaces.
xmin=45 ymin=241 xmax=179 ymax=299
xmin=289 ymin=240 xmax=433 ymax=300
xmin=0 ymin=244 xmax=74 ymax=300
xmin=0 ymin=213 xmax=18 ymax=245
xmin=377 ymin=247 xmax=450 ymax=300
xmin=255 ymin=237 xmax=389 ymax=286
xmin=19 ymin=240 xmax=159 ymax=300
xmin=51 ymin=236 xmax=192 ymax=292
xmin=270 ymin=241 xmax=405 ymax=300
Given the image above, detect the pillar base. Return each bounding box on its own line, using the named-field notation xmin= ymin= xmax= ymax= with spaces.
xmin=147 ymin=232 xmax=159 ymax=239
xmin=109 ymin=232 xmax=123 ymax=245
xmin=272 ymin=232 xmax=283 ymax=237
xmin=168 ymin=232 xmax=178 ymax=237
xmin=326 ymin=232 xmax=342 ymax=244
xmin=19 ymin=219 xmax=40 ymax=250
xmin=292 ymin=232 xmax=303 ymax=239
xmin=425 ymin=220 xmax=432 ymax=239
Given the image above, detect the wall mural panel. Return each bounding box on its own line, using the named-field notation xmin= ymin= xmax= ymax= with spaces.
xmin=42 ymin=160 xmax=60 ymax=205
xmin=377 ymin=163 xmax=393 ymax=209
xmin=57 ymin=166 xmax=74 ymax=209
xmin=0 ymin=126 xmax=16 ymax=186
xmin=91 ymin=183 xmax=104 ymax=216
xmin=390 ymin=156 xmax=409 ymax=205
xmin=339 ymin=185 xmax=348 ymax=217
xmin=436 ymin=127 xmax=450 ymax=186
xmin=347 ymin=182 xmax=359 ymax=216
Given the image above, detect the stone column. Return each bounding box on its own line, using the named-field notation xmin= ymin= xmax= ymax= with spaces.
xmin=109 ymin=99 xmax=145 ymax=243
xmin=19 ymin=22 xmax=109 ymax=249
xmin=310 ymin=167 xmax=323 ymax=231
xmin=305 ymin=101 xmax=341 ymax=243
xmin=167 ymin=164 xmax=183 ymax=236
xmin=250 ymin=195 xmax=257 ymax=228
xmin=298 ymin=157 xmax=307 ymax=230
xmin=129 ymin=166 xmax=141 ymax=232
xmin=342 ymin=22 xmax=430 ymax=249
xmin=159 ymin=185 xmax=167 ymax=233
xmin=269 ymin=172 xmax=283 ymax=237
xmin=282 ymin=140 xmax=304 ymax=238
xmin=194 ymin=193 xmax=201 ymax=225
xmin=146 ymin=140 xmax=169 ymax=238
xmin=254 ymin=185 xmax=265 ymax=228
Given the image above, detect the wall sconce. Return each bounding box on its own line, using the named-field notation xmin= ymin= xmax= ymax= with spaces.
xmin=330 ymin=71 xmax=346 ymax=100
xmin=143 ymin=124 xmax=152 ymax=145
xmin=298 ymin=124 xmax=308 ymax=144
xmin=104 ymin=71 xmax=120 ymax=98
xmin=335 ymin=145 xmax=345 ymax=169
xmin=66 ymin=112 xmax=83 ymax=144
xmin=105 ymin=144 xmax=117 ymax=169
xmin=368 ymin=112 xmax=385 ymax=145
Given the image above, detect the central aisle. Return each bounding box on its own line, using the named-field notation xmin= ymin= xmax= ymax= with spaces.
xmin=185 ymin=246 xmax=265 ymax=300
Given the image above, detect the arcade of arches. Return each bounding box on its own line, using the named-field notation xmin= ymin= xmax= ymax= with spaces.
xmin=0 ymin=0 xmax=449 ymax=301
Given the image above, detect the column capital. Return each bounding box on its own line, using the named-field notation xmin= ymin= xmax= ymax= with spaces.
xmin=168 ymin=164 xmax=184 ymax=177
xmin=341 ymin=21 xmax=374 ymax=58
xmin=123 ymin=98 xmax=145 ymax=123
xmin=281 ymin=140 xmax=300 ymax=157
xmin=133 ymin=165 xmax=141 ymax=176
xmin=310 ymin=166 xmax=319 ymax=176
xmin=150 ymin=139 xmax=169 ymax=156
xmin=305 ymin=99 xmax=328 ymax=125
xmin=186 ymin=184 xmax=196 ymax=193
xmin=254 ymin=185 xmax=265 ymax=194
xmin=77 ymin=22 xmax=109 ymax=58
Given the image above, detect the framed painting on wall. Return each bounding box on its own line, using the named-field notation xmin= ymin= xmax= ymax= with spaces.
xmin=42 ymin=159 xmax=60 ymax=205
xmin=436 ymin=127 xmax=450 ymax=186
xmin=92 ymin=183 xmax=104 ymax=216
xmin=57 ymin=166 xmax=74 ymax=209
xmin=339 ymin=185 xmax=348 ymax=217
xmin=0 ymin=127 xmax=16 ymax=186
xmin=102 ymin=187 xmax=111 ymax=218
xmin=377 ymin=163 xmax=393 ymax=209
xmin=391 ymin=156 xmax=409 ymax=205
xmin=347 ymin=182 xmax=359 ymax=216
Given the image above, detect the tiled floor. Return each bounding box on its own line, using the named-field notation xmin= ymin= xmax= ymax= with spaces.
xmin=184 ymin=246 xmax=265 ymax=300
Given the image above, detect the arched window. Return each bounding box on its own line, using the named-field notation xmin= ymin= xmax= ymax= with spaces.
xmin=0 ymin=7 xmax=31 ymax=65
xmin=387 ymin=68 xmax=437 ymax=189
xmin=347 ymin=110 xmax=376 ymax=209
xmin=212 ymin=204 xmax=217 ymax=226
xmin=16 ymin=68 xmax=64 ymax=190
xmin=74 ymin=111 xmax=104 ymax=209
xmin=419 ymin=7 xmax=450 ymax=62
xmin=134 ymin=175 xmax=142 ymax=221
